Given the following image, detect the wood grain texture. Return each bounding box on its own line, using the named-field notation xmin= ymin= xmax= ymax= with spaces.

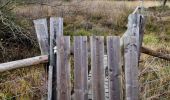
xmin=33 ymin=18 xmax=49 ymax=55
xmin=124 ymin=36 xmax=139 ymax=100
xmin=57 ymin=36 xmax=71 ymax=100
xmin=90 ymin=36 xmax=105 ymax=100
xmin=47 ymin=17 xmax=59 ymax=100
xmin=74 ymin=36 xmax=88 ymax=100
xmin=107 ymin=36 xmax=121 ymax=100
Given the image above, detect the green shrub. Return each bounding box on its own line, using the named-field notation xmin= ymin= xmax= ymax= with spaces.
xmin=75 ymin=29 xmax=91 ymax=36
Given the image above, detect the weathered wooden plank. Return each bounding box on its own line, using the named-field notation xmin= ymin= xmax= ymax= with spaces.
xmin=34 ymin=19 xmax=49 ymax=100
xmin=33 ymin=18 xmax=49 ymax=55
xmin=107 ymin=36 xmax=121 ymax=100
xmin=74 ymin=36 xmax=88 ymax=100
xmin=47 ymin=17 xmax=58 ymax=100
xmin=124 ymin=36 xmax=139 ymax=100
xmin=90 ymin=36 xmax=105 ymax=100
xmin=57 ymin=36 xmax=71 ymax=100
xmin=50 ymin=17 xmax=63 ymax=99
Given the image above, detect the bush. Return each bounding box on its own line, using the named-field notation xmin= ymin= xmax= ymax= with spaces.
xmin=0 ymin=1 xmax=38 ymax=62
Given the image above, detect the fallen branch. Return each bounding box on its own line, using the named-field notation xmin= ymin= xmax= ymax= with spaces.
xmin=0 ymin=55 xmax=48 ymax=72
xmin=141 ymin=46 xmax=170 ymax=61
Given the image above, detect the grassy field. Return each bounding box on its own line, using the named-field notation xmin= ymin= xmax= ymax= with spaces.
xmin=0 ymin=0 xmax=170 ymax=99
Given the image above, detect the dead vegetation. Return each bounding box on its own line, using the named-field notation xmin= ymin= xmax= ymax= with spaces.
xmin=0 ymin=1 xmax=39 ymax=63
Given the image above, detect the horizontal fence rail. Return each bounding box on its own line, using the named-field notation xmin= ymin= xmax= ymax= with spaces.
xmin=0 ymin=55 xmax=48 ymax=72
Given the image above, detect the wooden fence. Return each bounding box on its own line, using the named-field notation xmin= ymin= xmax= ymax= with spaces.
xmin=32 ymin=6 xmax=144 ymax=99
xmin=2 ymin=6 xmax=170 ymax=100
xmin=35 ymin=34 xmax=138 ymax=100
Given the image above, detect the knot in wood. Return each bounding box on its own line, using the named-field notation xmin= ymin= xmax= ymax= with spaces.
xmin=124 ymin=43 xmax=137 ymax=53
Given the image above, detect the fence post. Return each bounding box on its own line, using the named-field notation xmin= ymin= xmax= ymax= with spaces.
xmin=124 ymin=36 xmax=138 ymax=100
xmin=107 ymin=36 xmax=121 ymax=100
xmin=123 ymin=13 xmax=142 ymax=100
xmin=90 ymin=36 xmax=105 ymax=100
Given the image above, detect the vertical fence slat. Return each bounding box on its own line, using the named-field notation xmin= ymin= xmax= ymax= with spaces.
xmin=51 ymin=17 xmax=63 ymax=99
xmin=33 ymin=19 xmax=49 ymax=55
xmin=107 ymin=36 xmax=121 ymax=100
xmin=57 ymin=36 xmax=71 ymax=100
xmin=47 ymin=17 xmax=56 ymax=100
xmin=90 ymin=36 xmax=105 ymax=100
xmin=34 ymin=18 xmax=49 ymax=100
xmin=74 ymin=36 xmax=88 ymax=100
xmin=124 ymin=36 xmax=139 ymax=100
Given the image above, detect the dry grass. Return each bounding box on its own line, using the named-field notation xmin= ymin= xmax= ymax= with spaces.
xmin=0 ymin=64 xmax=46 ymax=100
xmin=0 ymin=2 xmax=39 ymax=63
xmin=139 ymin=55 xmax=170 ymax=99
xmin=13 ymin=0 xmax=134 ymax=37
xmin=13 ymin=1 xmax=170 ymax=18
xmin=139 ymin=35 xmax=170 ymax=99
xmin=12 ymin=1 xmax=170 ymax=36
xmin=13 ymin=1 xmax=134 ymax=18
